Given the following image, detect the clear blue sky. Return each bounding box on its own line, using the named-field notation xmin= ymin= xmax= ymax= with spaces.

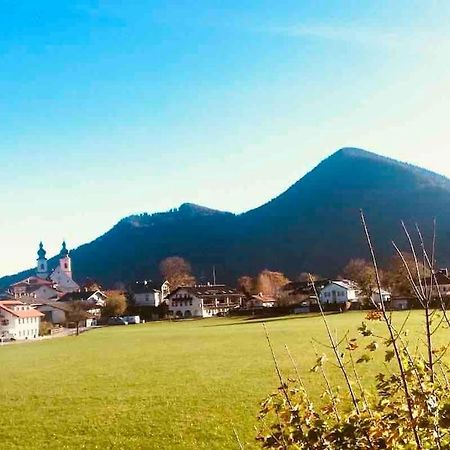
xmin=1 ymin=1 xmax=450 ymax=276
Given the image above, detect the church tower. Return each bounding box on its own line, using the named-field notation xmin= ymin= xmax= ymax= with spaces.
xmin=36 ymin=241 xmax=49 ymax=279
xmin=59 ymin=241 xmax=72 ymax=278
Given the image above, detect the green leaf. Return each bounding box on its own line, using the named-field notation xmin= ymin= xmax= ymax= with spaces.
xmin=356 ymin=354 xmax=371 ymax=363
xmin=385 ymin=350 xmax=395 ymax=362
xmin=366 ymin=341 xmax=379 ymax=352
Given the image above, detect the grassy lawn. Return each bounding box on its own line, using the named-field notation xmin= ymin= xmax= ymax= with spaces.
xmin=0 ymin=311 xmax=446 ymax=449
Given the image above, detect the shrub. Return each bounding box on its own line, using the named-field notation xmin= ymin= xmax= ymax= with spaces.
xmin=39 ymin=320 xmax=53 ymax=336
xmin=256 ymin=215 xmax=450 ymax=449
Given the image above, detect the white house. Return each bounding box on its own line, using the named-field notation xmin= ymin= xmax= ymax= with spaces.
xmin=0 ymin=300 xmax=44 ymax=341
xmin=168 ymin=285 xmax=243 ymax=318
xmin=9 ymin=277 xmax=62 ymax=301
xmin=36 ymin=301 xmax=97 ymax=327
xmin=58 ymin=290 xmax=107 ymax=319
xmin=319 ymin=280 xmax=359 ymax=304
xmin=131 ymin=281 xmax=170 ymax=307
xmin=424 ymin=269 xmax=450 ymax=297
xmin=371 ymin=289 xmax=391 ymax=306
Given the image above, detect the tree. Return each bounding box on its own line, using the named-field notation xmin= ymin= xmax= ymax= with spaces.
xmin=297 ymin=272 xmax=321 ymax=282
xmin=237 ymin=275 xmax=255 ymax=296
xmin=254 ymin=270 xmax=289 ymax=298
xmin=159 ymin=256 xmax=196 ymax=289
xmin=102 ymin=294 xmax=127 ymax=318
xmin=384 ymin=252 xmax=429 ymax=296
xmin=342 ymin=258 xmax=378 ymax=300
xmin=66 ymin=301 xmax=90 ymax=336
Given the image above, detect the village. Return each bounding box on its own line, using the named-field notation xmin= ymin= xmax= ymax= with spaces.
xmin=1 ymin=241 xmax=449 ymax=342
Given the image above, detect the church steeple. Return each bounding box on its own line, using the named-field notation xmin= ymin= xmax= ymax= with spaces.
xmin=36 ymin=241 xmax=48 ymax=279
xmin=59 ymin=240 xmax=69 ymax=258
xmin=59 ymin=240 xmax=72 ymax=277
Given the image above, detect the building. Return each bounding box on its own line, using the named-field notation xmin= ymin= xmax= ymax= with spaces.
xmin=423 ymin=269 xmax=450 ymax=297
xmin=9 ymin=242 xmax=79 ymax=298
xmin=9 ymin=277 xmax=62 ymax=300
xmin=47 ymin=242 xmax=80 ymax=293
xmin=245 ymin=293 xmax=277 ymax=309
xmin=391 ymin=297 xmax=410 ymax=310
xmin=130 ymin=281 xmax=170 ymax=307
xmin=319 ymin=280 xmax=359 ymax=304
xmin=0 ymin=300 xmax=44 ymax=341
xmin=58 ymin=290 xmax=107 ymax=319
xmin=168 ymin=285 xmax=243 ymax=318
xmin=371 ymin=288 xmax=392 ymax=306
xmin=36 ymin=301 xmax=97 ymax=327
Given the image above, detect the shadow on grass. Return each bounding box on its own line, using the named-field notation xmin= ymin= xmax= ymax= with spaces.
xmin=204 ymin=312 xmax=342 ymax=327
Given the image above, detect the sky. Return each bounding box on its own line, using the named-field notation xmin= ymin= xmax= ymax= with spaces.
xmin=1 ymin=0 xmax=450 ymax=276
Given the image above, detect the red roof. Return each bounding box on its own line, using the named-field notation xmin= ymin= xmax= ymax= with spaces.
xmin=11 ymin=276 xmax=54 ymax=287
xmin=0 ymin=301 xmax=44 ymax=318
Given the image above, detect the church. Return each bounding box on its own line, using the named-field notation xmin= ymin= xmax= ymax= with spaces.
xmin=9 ymin=241 xmax=79 ymax=300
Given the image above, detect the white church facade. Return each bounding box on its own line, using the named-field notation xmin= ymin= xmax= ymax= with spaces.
xmin=9 ymin=241 xmax=79 ymax=299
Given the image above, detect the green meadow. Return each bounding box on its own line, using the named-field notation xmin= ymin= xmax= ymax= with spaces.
xmin=0 ymin=312 xmax=447 ymax=449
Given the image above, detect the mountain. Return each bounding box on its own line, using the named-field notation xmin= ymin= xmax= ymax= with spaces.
xmin=2 ymin=147 xmax=450 ymax=288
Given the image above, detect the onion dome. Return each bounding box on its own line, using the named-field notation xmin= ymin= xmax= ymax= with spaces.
xmin=37 ymin=242 xmax=46 ymax=259
xmin=60 ymin=240 xmax=69 ymax=258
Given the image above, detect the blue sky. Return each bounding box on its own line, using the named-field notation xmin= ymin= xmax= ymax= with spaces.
xmin=1 ymin=1 xmax=450 ymax=275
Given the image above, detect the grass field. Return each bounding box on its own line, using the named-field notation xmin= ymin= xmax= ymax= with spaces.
xmin=0 ymin=311 xmax=447 ymax=449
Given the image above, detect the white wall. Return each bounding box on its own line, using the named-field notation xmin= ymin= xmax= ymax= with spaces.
xmin=320 ymin=283 xmax=357 ymax=304
xmin=134 ymin=291 xmax=161 ymax=307
xmin=0 ymin=312 xmax=40 ymax=340
xmin=168 ymin=289 xmax=203 ymax=317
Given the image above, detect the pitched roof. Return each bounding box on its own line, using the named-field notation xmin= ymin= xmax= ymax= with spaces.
xmin=10 ymin=276 xmax=54 ymax=288
xmin=335 ymin=280 xmax=359 ymax=290
xmin=169 ymin=285 xmax=243 ymax=299
xmin=0 ymin=301 xmax=44 ymax=318
xmin=283 ymin=279 xmax=330 ymax=295
xmin=131 ymin=281 xmax=162 ymax=293
xmin=58 ymin=290 xmax=105 ymax=302
xmin=38 ymin=301 xmax=73 ymax=312
xmin=424 ymin=272 xmax=450 ymax=286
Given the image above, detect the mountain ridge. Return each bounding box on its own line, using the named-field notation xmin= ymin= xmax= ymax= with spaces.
xmin=2 ymin=147 xmax=450 ymax=289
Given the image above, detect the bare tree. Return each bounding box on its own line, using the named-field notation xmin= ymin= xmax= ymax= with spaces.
xmin=66 ymin=301 xmax=90 ymax=336
xmin=237 ymin=275 xmax=254 ymax=296
xmin=159 ymin=256 xmax=196 ymax=289
xmin=342 ymin=258 xmax=378 ymax=300
xmin=102 ymin=294 xmax=127 ymax=318
xmin=254 ymin=270 xmax=289 ymax=298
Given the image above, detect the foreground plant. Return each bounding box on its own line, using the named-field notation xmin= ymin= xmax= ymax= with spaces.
xmin=256 ymin=215 xmax=450 ymax=449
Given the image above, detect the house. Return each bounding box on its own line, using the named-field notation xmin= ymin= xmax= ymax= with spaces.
xmin=130 ymin=281 xmax=170 ymax=307
xmin=391 ymin=297 xmax=410 ymax=310
xmin=58 ymin=290 xmax=107 ymax=306
xmin=0 ymin=300 xmax=44 ymax=341
xmin=58 ymin=290 xmax=107 ymax=319
xmin=9 ymin=277 xmax=62 ymax=300
xmin=167 ymin=284 xmax=243 ymax=318
xmin=245 ymin=293 xmax=277 ymax=309
xmin=423 ymin=269 xmax=450 ymax=297
xmin=319 ymin=280 xmax=359 ymax=304
xmin=36 ymin=301 xmax=97 ymax=327
xmin=283 ymin=279 xmax=329 ymax=299
xmin=371 ymin=288 xmax=392 ymax=306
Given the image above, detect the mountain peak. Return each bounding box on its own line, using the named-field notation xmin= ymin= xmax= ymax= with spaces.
xmin=332 ymin=147 xmax=379 ymax=159
xmin=178 ymin=203 xmax=229 ymax=216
